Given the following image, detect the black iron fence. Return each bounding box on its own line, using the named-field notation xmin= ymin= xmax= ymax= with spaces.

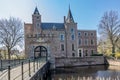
xmin=0 ymin=57 xmax=46 ymax=80
xmin=0 ymin=59 xmax=26 ymax=70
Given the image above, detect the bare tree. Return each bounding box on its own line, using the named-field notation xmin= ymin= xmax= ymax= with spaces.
xmin=0 ymin=17 xmax=23 ymax=60
xmin=98 ymin=11 xmax=120 ymax=53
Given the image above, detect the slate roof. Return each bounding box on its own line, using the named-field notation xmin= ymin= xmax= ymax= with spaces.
xmin=41 ymin=23 xmax=65 ymax=30
xmin=34 ymin=7 xmax=40 ymax=15
xmin=66 ymin=6 xmax=74 ymax=23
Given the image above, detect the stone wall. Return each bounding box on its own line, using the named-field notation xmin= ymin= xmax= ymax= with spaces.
xmin=107 ymin=59 xmax=120 ymax=66
xmin=55 ymin=56 xmax=105 ymax=67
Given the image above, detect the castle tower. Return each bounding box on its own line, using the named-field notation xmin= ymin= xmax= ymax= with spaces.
xmin=64 ymin=6 xmax=78 ymax=57
xmin=32 ymin=7 xmax=42 ymax=34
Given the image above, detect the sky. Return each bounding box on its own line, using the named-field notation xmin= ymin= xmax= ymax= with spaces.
xmin=0 ymin=0 xmax=120 ymax=31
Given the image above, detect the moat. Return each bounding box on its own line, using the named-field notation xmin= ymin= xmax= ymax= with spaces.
xmin=46 ymin=65 xmax=120 ymax=80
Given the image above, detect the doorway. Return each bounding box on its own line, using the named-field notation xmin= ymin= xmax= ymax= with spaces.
xmin=34 ymin=46 xmax=48 ymax=61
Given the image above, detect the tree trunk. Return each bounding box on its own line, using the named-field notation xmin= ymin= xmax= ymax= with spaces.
xmin=112 ymin=45 xmax=115 ymax=54
xmin=7 ymin=48 xmax=11 ymax=64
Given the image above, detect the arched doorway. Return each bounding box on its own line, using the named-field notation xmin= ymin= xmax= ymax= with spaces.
xmin=34 ymin=46 xmax=48 ymax=61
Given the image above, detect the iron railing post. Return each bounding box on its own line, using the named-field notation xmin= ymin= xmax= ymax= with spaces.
xmin=39 ymin=58 xmax=40 ymax=67
xmin=0 ymin=60 xmax=2 ymax=69
xmin=29 ymin=60 xmax=31 ymax=77
xmin=37 ymin=59 xmax=38 ymax=69
xmin=21 ymin=62 xmax=23 ymax=80
xmin=8 ymin=66 xmax=10 ymax=80
xmin=33 ymin=59 xmax=35 ymax=72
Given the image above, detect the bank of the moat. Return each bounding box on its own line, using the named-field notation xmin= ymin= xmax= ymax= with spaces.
xmin=46 ymin=65 xmax=120 ymax=80
xmin=32 ymin=56 xmax=120 ymax=80
xmin=52 ymin=56 xmax=106 ymax=68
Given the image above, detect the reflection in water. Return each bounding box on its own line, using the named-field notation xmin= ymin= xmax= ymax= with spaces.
xmin=47 ymin=65 xmax=120 ymax=80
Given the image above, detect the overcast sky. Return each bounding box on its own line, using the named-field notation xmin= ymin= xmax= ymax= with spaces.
xmin=0 ymin=0 xmax=120 ymax=30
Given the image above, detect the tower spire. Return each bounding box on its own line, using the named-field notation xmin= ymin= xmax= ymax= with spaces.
xmin=33 ymin=7 xmax=40 ymax=15
xmin=66 ymin=5 xmax=74 ymax=23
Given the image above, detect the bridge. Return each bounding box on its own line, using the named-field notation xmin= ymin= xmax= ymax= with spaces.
xmin=0 ymin=58 xmax=50 ymax=80
xmin=0 ymin=46 xmax=50 ymax=80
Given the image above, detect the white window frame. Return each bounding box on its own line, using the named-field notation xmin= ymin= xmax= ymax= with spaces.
xmin=60 ymin=34 xmax=64 ymax=41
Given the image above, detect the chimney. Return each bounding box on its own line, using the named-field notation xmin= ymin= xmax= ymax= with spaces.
xmin=64 ymin=16 xmax=66 ymax=23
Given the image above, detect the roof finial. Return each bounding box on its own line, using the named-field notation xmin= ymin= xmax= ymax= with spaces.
xmin=69 ymin=4 xmax=71 ymax=11
xmin=33 ymin=7 xmax=40 ymax=15
xmin=66 ymin=4 xmax=74 ymax=23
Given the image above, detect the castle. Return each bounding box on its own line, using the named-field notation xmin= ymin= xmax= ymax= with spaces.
xmin=24 ymin=7 xmax=97 ymax=59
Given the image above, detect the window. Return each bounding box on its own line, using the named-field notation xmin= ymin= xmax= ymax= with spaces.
xmin=85 ymin=39 xmax=88 ymax=45
xmin=60 ymin=34 xmax=64 ymax=41
xmin=79 ymin=39 xmax=81 ymax=45
xmin=71 ymin=28 xmax=74 ymax=33
xmin=78 ymin=32 xmax=81 ymax=36
xmin=61 ymin=44 xmax=64 ymax=51
xmin=36 ymin=23 xmax=39 ymax=28
xmin=72 ymin=53 xmax=75 ymax=57
xmin=79 ymin=50 xmax=81 ymax=57
xmin=37 ymin=16 xmax=39 ymax=19
xmin=85 ymin=50 xmax=88 ymax=56
xmin=72 ymin=44 xmax=74 ymax=51
xmin=91 ymin=50 xmax=94 ymax=54
xmin=84 ymin=32 xmax=88 ymax=36
xmin=55 ymin=46 xmax=57 ymax=51
xmin=91 ymin=33 xmax=94 ymax=36
xmin=91 ymin=39 xmax=94 ymax=45
xmin=71 ymin=35 xmax=75 ymax=40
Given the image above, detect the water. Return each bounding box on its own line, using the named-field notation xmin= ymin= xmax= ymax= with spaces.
xmin=46 ymin=65 xmax=120 ymax=80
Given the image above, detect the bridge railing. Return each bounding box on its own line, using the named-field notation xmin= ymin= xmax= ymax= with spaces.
xmin=0 ymin=57 xmax=46 ymax=80
xmin=0 ymin=59 xmax=26 ymax=70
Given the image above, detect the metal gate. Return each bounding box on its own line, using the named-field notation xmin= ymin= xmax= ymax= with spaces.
xmin=34 ymin=46 xmax=48 ymax=61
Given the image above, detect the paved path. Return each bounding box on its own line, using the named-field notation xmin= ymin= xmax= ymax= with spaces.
xmin=0 ymin=59 xmax=46 ymax=80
